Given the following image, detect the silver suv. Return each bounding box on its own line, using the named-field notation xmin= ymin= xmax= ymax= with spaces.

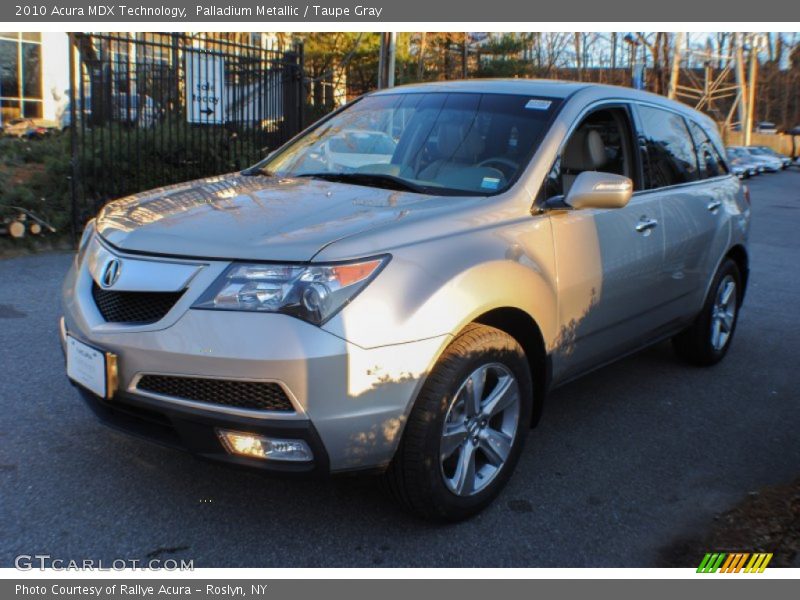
xmin=62 ymin=80 xmax=750 ymax=521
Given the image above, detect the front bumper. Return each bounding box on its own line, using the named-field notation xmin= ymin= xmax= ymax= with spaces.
xmin=61 ymin=239 xmax=450 ymax=474
xmin=75 ymin=385 xmax=331 ymax=475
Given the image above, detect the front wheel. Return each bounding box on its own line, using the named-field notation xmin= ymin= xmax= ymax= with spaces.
xmin=383 ymin=324 xmax=533 ymax=521
xmin=672 ymin=258 xmax=742 ymax=366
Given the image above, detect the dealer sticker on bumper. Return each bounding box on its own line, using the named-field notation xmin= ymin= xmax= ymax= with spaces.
xmin=66 ymin=335 xmax=115 ymax=398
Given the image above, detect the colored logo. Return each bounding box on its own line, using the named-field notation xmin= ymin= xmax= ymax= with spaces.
xmin=697 ymin=552 xmax=773 ymax=573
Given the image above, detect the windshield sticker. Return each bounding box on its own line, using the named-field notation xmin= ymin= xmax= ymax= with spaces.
xmin=525 ymin=99 xmax=552 ymax=111
xmin=481 ymin=177 xmax=501 ymax=190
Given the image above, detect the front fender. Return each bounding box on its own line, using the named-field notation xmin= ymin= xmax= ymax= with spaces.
xmin=322 ymin=215 xmax=559 ymax=352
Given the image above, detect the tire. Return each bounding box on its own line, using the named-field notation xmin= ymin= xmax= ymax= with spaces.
xmin=672 ymin=258 xmax=742 ymax=366
xmin=383 ymin=323 xmax=533 ymax=522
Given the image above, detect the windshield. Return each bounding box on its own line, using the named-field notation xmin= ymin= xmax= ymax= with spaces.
xmin=258 ymin=92 xmax=560 ymax=195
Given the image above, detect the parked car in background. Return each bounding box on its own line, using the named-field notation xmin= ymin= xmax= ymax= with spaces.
xmin=320 ymin=130 xmax=398 ymax=170
xmin=62 ymin=81 xmax=750 ymax=521
xmin=726 ymin=147 xmax=760 ymax=177
xmin=731 ymin=146 xmax=783 ymax=172
xmin=3 ymin=118 xmax=60 ymax=138
xmin=751 ymin=145 xmax=792 ymax=169
xmin=754 ymin=121 xmax=778 ymax=134
xmin=727 ymin=159 xmax=748 ymax=179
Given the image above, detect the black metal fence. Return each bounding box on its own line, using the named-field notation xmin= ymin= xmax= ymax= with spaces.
xmin=68 ymin=32 xmax=305 ymax=233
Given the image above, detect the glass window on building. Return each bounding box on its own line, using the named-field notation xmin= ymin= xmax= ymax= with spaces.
xmin=0 ymin=32 xmax=42 ymax=123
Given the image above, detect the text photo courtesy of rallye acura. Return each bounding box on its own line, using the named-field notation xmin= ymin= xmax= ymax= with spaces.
xmin=62 ymin=79 xmax=750 ymax=521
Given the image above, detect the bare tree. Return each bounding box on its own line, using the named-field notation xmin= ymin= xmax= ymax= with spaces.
xmin=417 ymin=32 xmax=427 ymax=80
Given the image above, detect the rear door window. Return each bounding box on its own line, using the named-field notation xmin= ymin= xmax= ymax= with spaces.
xmin=637 ymin=105 xmax=700 ymax=189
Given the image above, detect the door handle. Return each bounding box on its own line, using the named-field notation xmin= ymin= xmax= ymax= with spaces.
xmin=635 ymin=217 xmax=659 ymax=233
xmin=707 ymin=200 xmax=722 ymax=212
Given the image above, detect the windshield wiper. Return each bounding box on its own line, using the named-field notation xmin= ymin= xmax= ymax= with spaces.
xmin=297 ymin=172 xmax=430 ymax=194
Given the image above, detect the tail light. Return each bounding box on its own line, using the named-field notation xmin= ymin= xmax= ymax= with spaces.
xmin=742 ymin=184 xmax=751 ymax=205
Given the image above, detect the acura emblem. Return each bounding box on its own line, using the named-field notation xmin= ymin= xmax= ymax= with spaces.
xmin=101 ymin=258 xmax=122 ymax=288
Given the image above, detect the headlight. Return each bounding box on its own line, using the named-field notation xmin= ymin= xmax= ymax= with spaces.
xmin=75 ymin=219 xmax=95 ymax=266
xmin=192 ymin=256 xmax=389 ymax=325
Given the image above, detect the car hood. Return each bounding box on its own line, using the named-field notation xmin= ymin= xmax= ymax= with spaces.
xmin=95 ymin=172 xmax=465 ymax=261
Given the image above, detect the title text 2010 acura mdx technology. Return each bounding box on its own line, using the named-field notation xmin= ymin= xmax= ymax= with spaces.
xmin=62 ymin=80 xmax=750 ymax=521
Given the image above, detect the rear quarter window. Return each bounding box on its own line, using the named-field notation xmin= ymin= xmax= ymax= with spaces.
xmin=688 ymin=120 xmax=729 ymax=178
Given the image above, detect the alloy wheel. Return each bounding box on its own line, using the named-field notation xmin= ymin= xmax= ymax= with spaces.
xmin=440 ymin=363 xmax=521 ymax=497
xmin=710 ymin=275 xmax=737 ymax=351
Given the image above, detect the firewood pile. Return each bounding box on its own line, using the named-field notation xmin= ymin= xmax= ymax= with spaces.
xmin=0 ymin=206 xmax=56 ymax=239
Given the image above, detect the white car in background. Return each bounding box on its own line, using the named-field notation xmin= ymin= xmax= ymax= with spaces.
xmin=754 ymin=121 xmax=778 ymax=134
xmin=726 ymin=148 xmax=761 ymax=177
xmin=727 ymin=159 xmax=749 ymax=179
xmin=751 ymin=146 xmax=792 ymax=169
xmin=731 ymin=146 xmax=783 ymax=172
xmin=320 ymin=130 xmax=397 ymax=170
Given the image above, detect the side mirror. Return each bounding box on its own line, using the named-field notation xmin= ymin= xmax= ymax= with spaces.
xmin=564 ymin=171 xmax=633 ymax=210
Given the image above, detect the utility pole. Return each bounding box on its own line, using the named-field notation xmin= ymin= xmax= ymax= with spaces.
xmin=377 ymin=32 xmax=397 ymax=89
xmin=387 ymin=32 xmax=396 ymax=88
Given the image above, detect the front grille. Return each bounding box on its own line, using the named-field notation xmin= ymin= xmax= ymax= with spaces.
xmin=92 ymin=283 xmax=184 ymax=324
xmin=136 ymin=375 xmax=294 ymax=412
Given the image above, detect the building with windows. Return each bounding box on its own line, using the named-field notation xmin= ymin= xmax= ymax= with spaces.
xmin=0 ymin=32 xmax=288 ymax=126
xmin=0 ymin=32 xmax=69 ymax=124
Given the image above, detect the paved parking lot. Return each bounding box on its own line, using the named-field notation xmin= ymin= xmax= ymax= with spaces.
xmin=1 ymin=170 xmax=799 ymax=568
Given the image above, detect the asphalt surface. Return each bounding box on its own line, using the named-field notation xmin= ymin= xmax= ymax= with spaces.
xmin=1 ymin=170 xmax=799 ymax=568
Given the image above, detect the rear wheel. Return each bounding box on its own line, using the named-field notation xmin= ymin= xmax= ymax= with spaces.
xmin=673 ymin=259 xmax=742 ymax=366
xmin=383 ymin=324 xmax=532 ymax=521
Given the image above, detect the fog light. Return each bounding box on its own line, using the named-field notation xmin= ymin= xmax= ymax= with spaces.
xmin=217 ymin=429 xmax=313 ymax=462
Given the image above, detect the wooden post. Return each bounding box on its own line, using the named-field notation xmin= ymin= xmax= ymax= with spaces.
xmin=745 ymin=37 xmax=759 ymax=146
xmin=734 ymin=33 xmax=748 ymax=137
xmin=668 ymin=32 xmax=684 ymax=100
